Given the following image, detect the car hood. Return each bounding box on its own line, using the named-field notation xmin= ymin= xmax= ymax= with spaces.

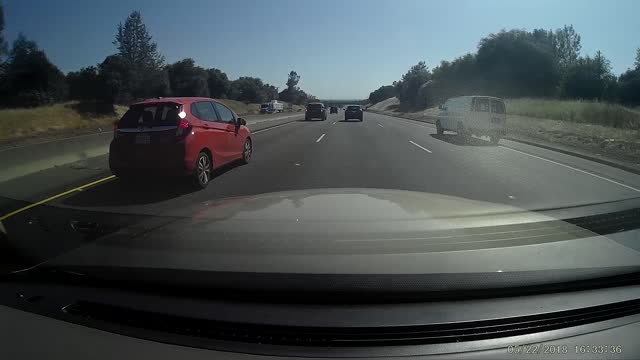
xmin=26 ymin=189 xmax=640 ymax=290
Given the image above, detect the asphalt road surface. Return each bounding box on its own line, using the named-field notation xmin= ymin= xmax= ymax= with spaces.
xmin=47 ymin=111 xmax=640 ymax=212
xmin=2 ymin=111 xmax=640 ymax=270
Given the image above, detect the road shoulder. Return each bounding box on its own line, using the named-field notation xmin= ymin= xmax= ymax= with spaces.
xmin=369 ymin=110 xmax=640 ymax=176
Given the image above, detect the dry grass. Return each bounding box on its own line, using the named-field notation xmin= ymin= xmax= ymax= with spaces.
xmin=0 ymin=102 xmax=127 ymax=141
xmin=505 ymin=98 xmax=640 ymax=130
xmin=218 ymin=100 xmax=261 ymax=115
xmin=506 ymin=114 xmax=640 ymax=163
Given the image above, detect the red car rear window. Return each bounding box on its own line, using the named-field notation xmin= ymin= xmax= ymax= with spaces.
xmin=119 ymin=103 xmax=180 ymax=128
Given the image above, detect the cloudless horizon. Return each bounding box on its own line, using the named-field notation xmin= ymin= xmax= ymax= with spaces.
xmin=4 ymin=0 xmax=639 ymax=99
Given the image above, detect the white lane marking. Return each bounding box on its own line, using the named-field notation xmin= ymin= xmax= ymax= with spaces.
xmin=500 ymin=146 xmax=640 ymax=193
xmin=508 ymin=195 xmax=516 ymax=200
xmin=316 ymin=134 xmax=326 ymax=143
xmin=377 ymin=123 xmax=384 ymax=128
xmin=409 ymin=140 xmax=432 ymax=153
xmin=252 ymin=121 xmax=295 ymax=134
xmin=332 ymin=122 xmax=336 ymax=125
xmin=294 ymin=163 xmax=301 ymax=166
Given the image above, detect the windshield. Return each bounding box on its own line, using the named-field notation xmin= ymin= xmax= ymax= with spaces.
xmin=118 ymin=103 xmax=180 ymax=128
xmin=1 ymin=1 xmax=640 ymax=292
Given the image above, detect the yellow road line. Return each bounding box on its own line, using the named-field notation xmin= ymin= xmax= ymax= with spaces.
xmin=0 ymin=175 xmax=116 ymax=221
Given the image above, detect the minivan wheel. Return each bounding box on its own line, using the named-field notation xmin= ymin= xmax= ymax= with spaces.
xmin=242 ymin=138 xmax=252 ymax=164
xmin=193 ymin=151 xmax=212 ymax=189
xmin=457 ymin=123 xmax=468 ymax=141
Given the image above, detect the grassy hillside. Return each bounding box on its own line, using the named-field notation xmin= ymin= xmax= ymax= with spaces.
xmin=0 ymin=102 xmax=127 ymax=141
xmin=505 ymin=98 xmax=640 ymax=130
xmin=218 ymin=100 xmax=261 ymax=115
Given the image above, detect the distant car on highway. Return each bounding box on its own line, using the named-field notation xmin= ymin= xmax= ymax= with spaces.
xmin=436 ymin=96 xmax=506 ymax=144
xmin=330 ymin=106 xmax=338 ymax=114
xmin=344 ymin=105 xmax=363 ymax=121
xmin=260 ymin=100 xmax=283 ymax=114
xmin=305 ymin=102 xmax=327 ymax=121
xmin=109 ymin=97 xmax=252 ymax=189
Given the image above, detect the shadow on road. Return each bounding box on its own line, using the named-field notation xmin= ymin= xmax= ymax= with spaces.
xmin=430 ymin=134 xmax=496 ymax=147
xmin=61 ymin=161 xmax=245 ymax=207
xmin=338 ymin=119 xmax=363 ymax=123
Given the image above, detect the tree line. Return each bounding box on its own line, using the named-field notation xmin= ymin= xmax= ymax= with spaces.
xmin=369 ymin=25 xmax=640 ymax=109
xmin=0 ymin=8 xmax=315 ymax=111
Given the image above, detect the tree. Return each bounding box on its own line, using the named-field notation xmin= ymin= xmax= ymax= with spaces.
xmin=635 ymin=48 xmax=640 ymax=70
xmin=0 ymin=4 xmax=7 ymax=61
xmin=2 ymin=33 xmax=67 ymax=107
xmin=562 ymin=53 xmax=614 ymax=101
xmin=166 ymin=58 xmax=209 ymax=97
xmin=231 ymin=77 xmax=268 ymax=103
xmin=97 ymin=54 xmax=132 ymax=104
xmin=206 ymin=68 xmax=231 ymax=98
xmin=286 ymin=70 xmax=300 ymax=91
xmin=368 ymin=85 xmax=396 ymax=104
xmin=113 ymin=11 xmax=164 ymax=71
xmin=280 ymin=70 xmax=313 ymax=104
xmin=554 ymin=25 xmax=581 ymax=70
xmin=0 ymin=5 xmax=10 ymax=102
xmin=280 ymin=70 xmax=305 ymax=103
xmin=476 ymin=30 xmax=559 ymax=97
xmin=263 ymin=84 xmax=279 ymax=100
xmin=110 ymin=11 xmax=167 ymax=101
xmin=618 ymin=69 xmax=640 ymax=105
xmin=67 ymin=66 xmax=100 ymax=101
xmin=395 ymin=61 xmax=430 ymax=107
xmin=428 ymin=53 xmax=480 ymax=104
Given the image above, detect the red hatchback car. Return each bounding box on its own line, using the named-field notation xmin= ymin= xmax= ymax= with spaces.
xmin=109 ymin=97 xmax=252 ymax=188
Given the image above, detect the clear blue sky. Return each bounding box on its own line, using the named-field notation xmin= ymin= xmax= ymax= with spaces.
xmin=4 ymin=0 xmax=639 ymax=99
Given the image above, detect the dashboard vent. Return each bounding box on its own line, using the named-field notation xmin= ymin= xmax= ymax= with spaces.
xmin=65 ymin=299 xmax=640 ymax=347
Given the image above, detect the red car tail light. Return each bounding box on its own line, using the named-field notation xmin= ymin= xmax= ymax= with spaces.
xmin=176 ymin=120 xmax=192 ymax=137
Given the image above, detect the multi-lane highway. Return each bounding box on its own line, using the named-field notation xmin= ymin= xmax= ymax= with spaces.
xmin=2 ymin=110 xmax=640 ymax=213
xmin=1 ymin=110 xmax=640 ymax=270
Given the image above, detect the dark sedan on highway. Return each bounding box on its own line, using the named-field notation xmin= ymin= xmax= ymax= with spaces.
xmin=305 ymin=102 xmax=327 ymax=121
xmin=344 ymin=104 xmax=363 ymax=121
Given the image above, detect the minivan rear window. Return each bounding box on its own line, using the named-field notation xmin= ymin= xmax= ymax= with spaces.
xmin=472 ymin=98 xmax=490 ymax=112
xmin=491 ymin=99 xmax=506 ymax=114
xmin=307 ymin=104 xmax=322 ymax=110
xmin=119 ymin=103 xmax=180 ymax=128
xmin=347 ymin=106 xmax=360 ymax=110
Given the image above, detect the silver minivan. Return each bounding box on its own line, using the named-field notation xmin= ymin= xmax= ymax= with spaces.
xmin=436 ymin=96 xmax=507 ymax=144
